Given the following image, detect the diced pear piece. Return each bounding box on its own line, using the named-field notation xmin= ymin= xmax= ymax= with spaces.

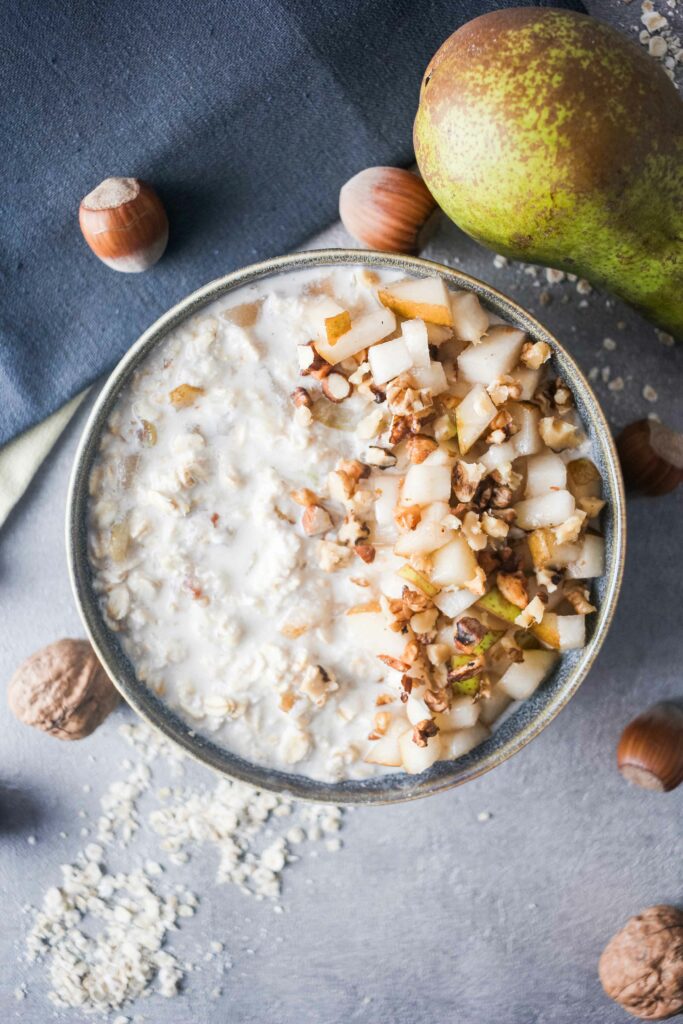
xmin=524 ymin=452 xmax=567 ymax=497
xmin=345 ymin=611 xmax=406 ymax=659
xmin=430 ymin=535 xmax=478 ymax=588
xmin=513 ymin=366 xmax=542 ymax=401
xmin=394 ymin=520 xmax=453 ymax=557
xmin=368 ymin=336 xmax=413 ymax=385
xmin=410 ymin=361 xmax=448 ymax=395
xmin=479 ymin=685 xmax=513 ymax=726
xmin=455 ymin=384 xmax=497 ymax=454
xmin=364 ymin=719 xmax=404 ymax=767
xmin=435 ymin=695 xmax=481 ymax=731
xmin=533 ymin=613 xmax=586 ymax=651
xmin=405 ymin=689 xmax=432 ymax=726
xmin=372 ymin=473 xmax=401 ymax=528
xmin=566 ymin=458 xmax=602 ymax=499
xmin=399 ymin=729 xmax=442 ymax=774
xmin=378 ymin=276 xmax=453 ymax=326
xmin=433 ymin=587 xmax=478 ymax=619
xmin=480 ymin=438 xmax=518 ymax=472
xmin=510 ymin=401 xmax=543 ymax=456
xmin=422 ymin=447 xmax=456 ymax=467
xmin=450 ymin=291 xmax=489 ymax=344
xmin=527 ymin=528 xmax=580 ymax=569
xmin=310 ymin=297 xmax=352 ymax=345
xmin=401 ymin=319 xmax=430 ymax=368
xmin=498 ymin=649 xmax=558 ymax=700
xmin=397 ymin=564 xmax=440 ymax=598
xmin=476 ymin=587 xmax=520 ymax=624
xmin=514 ymin=490 xmax=575 ymax=530
xmin=313 ymin=308 xmax=396 ymax=364
xmin=442 ymin=723 xmax=490 ymax=760
xmin=426 ymin=322 xmax=455 ymax=345
xmin=457 ymin=326 xmax=526 ymax=383
xmin=401 ymin=463 xmax=452 ymax=505
xmin=566 ymin=533 xmax=605 ymax=579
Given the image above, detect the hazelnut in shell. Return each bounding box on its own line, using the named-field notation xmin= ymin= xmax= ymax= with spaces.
xmin=617 ymin=701 xmax=683 ymax=792
xmin=617 ymin=419 xmax=683 ymax=496
xmin=79 ymin=177 xmax=169 ymax=272
xmin=339 ymin=166 xmax=437 ymax=254
xmin=599 ymin=905 xmax=683 ymax=1020
xmin=8 ymin=638 xmax=119 ymax=740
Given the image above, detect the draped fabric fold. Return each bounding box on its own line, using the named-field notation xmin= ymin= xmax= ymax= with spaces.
xmin=1 ymin=0 xmax=584 ymax=447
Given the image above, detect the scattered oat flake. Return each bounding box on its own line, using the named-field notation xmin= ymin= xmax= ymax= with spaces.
xmin=603 ymin=337 xmax=617 ymax=351
xmin=643 ymin=384 xmax=659 ymax=402
xmin=608 ymin=376 xmax=625 ymax=392
xmin=588 ymin=367 xmax=599 ymax=381
xmin=601 ymin=367 xmax=611 ymax=382
xmin=22 ymin=721 xmax=344 ymax=1015
xmin=656 ymin=329 xmax=675 ymax=347
xmin=576 ymin=278 xmax=592 ymax=295
xmin=477 ymin=811 xmax=493 ymax=822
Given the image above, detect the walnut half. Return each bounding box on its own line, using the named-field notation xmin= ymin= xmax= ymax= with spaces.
xmin=8 ymin=639 xmax=119 ymax=740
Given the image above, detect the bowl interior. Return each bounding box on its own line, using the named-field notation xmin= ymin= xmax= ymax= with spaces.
xmin=67 ymin=249 xmax=625 ymax=804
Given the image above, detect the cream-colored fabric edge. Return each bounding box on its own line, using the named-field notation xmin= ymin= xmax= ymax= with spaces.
xmin=0 ymin=389 xmax=90 ymax=529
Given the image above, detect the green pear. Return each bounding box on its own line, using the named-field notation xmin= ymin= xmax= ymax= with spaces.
xmin=414 ymin=8 xmax=683 ymax=337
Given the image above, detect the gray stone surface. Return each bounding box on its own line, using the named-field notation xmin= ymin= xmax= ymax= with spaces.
xmin=2 ymin=4 xmax=683 ymax=1020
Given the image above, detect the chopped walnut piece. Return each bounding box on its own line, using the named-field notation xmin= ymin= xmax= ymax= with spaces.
xmin=454 ymin=616 xmax=488 ymax=652
xmin=426 ymin=643 xmax=451 ymax=667
xmin=337 ymin=458 xmax=369 ymax=483
xmin=378 ymin=654 xmax=410 ymax=673
xmin=465 ymin=566 xmax=487 ymax=596
xmin=424 ymin=688 xmax=451 ymax=714
xmin=302 ymin=504 xmax=333 ymax=536
xmin=327 ymin=469 xmax=356 ymax=503
xmin=539 ymin=416 xmax=581 ymax=451
xmin=386 ymin=373 xmax=433 ymax=418
xmin=515 ymin=595 xmax=546 ymax=628
xmin=520 ymin=340 xmax=551 ymax=369
xmin=317 ymin=540 xmax=352 ymax=572
xmin=462 ymin=511 xmax=487 ymax=551
xmin=375 ymin=693 xmax=394 ymax=707
xmin=400 ymin=675 xmax=413 ymax=701
xmin=290 ymin=387 xmax=312 ymax=409
xmin=481 ymin=512 xmax=509 ymax=539
xmin=536 ymin=567 xmax=564 ymax=593
xmin=389 ymin=415 xmax=410 ymax=446
xmin=564 ymin=583 xmax=596 ymax=614
xmin=453 ymin=461 xmax=486 ymax=503
xmin=354 ymin=543 xmax=376 ymax=564
xmin=402 ymin=586 xmax=432 ymax=613
xmin=578 ymin=496 xmax=606 ymax=518
xmin=497 ymin=571 xmax=529 ymax=609
xmin=393 ymin=505 xmax=421 ymax=531
xmin=406 ymin=435 xmax=438 ymax=464
xmin=412 ymin=718 xmax=439 ymax=747
xmin=299 ymin=665 xmax=337 ymax=708
xmin=372 ymin=711 xmax=392 ymax=736
xmin=337 ymin=512 xmax=369 ymax=546
xmin=169 ymin=383 xmax=205 ymax=409
xmin=487 ymin=375 xmax=522 ymax=406
xmin=490 ymin=484 xmax=513 ymax=509
xmin=363 ymin=446 xmax=397 ymax=469
xmin=553 ymin=509 xmax=587 ymax=544
xmin=290 ymin=487 xmax=319 ymax=507
xmin=486 ymin=409 xmax=517 ymax=446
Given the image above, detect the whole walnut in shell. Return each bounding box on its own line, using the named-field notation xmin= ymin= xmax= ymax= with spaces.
xmin=8 ymin=639 xmax=119 ymax=740
xmin=599 ymin=905 xmax=683 ymax=1020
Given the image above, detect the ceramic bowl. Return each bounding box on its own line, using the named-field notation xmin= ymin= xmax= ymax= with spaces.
xmin=67 ymin=249 xmax=626 ymax=804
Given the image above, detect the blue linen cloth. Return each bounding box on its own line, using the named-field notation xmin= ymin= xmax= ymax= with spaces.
xmin=1 ymin=0 xmax=584 ymax=446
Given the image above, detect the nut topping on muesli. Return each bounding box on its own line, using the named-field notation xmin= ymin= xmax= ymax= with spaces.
xmin=87 ymin=268 xmax=605 ymax=780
